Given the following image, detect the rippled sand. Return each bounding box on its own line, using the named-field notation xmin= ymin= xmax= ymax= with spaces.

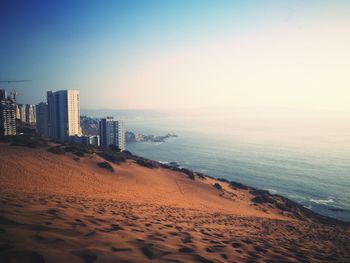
xmin=0 ymin=143 xmax=349 ymax=262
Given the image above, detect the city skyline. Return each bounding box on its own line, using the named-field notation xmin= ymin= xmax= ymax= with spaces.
xmin=1 ymin=1 xmax=350 ymax=112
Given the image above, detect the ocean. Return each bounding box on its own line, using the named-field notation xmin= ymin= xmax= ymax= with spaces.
xmin=82 ymin=108 xmax=350 ymax=222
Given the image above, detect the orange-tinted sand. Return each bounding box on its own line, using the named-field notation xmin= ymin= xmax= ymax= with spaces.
xmin=0 ymin=143 xmax=349 ymax=262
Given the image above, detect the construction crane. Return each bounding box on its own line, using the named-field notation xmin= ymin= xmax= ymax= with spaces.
xmin=0 ymin=80 xmax=32 ymax=83
xmin=0 ymin=80 xmax=31 ymax=101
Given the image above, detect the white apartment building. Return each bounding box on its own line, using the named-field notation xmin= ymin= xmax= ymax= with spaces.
xmin=16 ymin=104 xmax=36 ymax=127
xmin=99 ymin=117 xmax=125 ymax=151
xmin=25 ymin=104 xmax=36 ymax=126
xmin=47 ymin=90 xmax=81 ymax=142
xmin=16 ymin=104 xmax=26 ymax=123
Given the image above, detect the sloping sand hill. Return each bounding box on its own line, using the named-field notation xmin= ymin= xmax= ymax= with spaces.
xmin=0 ymin=143 xmax=349 ymax=262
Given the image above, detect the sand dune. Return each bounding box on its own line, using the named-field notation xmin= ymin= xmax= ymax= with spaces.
xmin=0 ymin=143 xmax=349 ymax=262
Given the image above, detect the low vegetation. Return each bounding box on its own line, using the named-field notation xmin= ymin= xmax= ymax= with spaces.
xmin=73 ymin=151 xmax=85 ymax=157
xmin=47 ymin=143 xmax=94 ymax=156
xmin=213 ymin=183 xmax=223 ymax=190
xmin=229 ymin=181 xmax=249 ymax=190
xmin=251 ymin=195 xmax=276 ymax=204
xmin=64 ymin=143 xmax=94 ymax=155
xmin=98 ymin=149 xmax=127 ymax=163
xmin=0 ymin=135 xmax=47 ymax=148
xmin=196 ymin=172 xmax=205 ymax=180
xmin=181 ymin=168 xmax=195 ymax=180
xmin=97 ymin=161 xmax=114 ymax=172
xmin=135 ymin=159 xmax=159 ymax=168
xmin=217 ymin=178 xmax=229 ymax=183
xmin=47 ymin=146 xmax=65 ymax=154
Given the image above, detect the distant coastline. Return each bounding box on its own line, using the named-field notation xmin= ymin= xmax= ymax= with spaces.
xmin=80 ymin=115 xmax=178 ymax=143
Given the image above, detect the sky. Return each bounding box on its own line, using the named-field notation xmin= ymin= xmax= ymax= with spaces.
xmin=0 ymin=0 xmax=350 ymax=111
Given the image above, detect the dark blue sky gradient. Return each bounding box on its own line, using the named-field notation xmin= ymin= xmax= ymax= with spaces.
xmin=0 ymin=0 xmax=348 ymax=110
xmin=1 ymin=0 xmax=259 ymax=105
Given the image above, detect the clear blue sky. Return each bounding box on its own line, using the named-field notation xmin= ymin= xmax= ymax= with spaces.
xmin=1 ymin=0 xmax=349 ymax=111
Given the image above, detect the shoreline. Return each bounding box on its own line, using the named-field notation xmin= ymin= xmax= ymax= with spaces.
xmin=129 ymin=153 xmax=350 ymax=226
xmin=0 ymin=134 xmax=349 ymax=226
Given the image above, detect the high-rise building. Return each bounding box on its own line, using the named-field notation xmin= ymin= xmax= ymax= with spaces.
xmin=16 ymin=104 xmax=36 ymax=128
xmin=15 ymin=105 xmax=20 ymax=121
xmin=16 ymin=104 xmax=26 ymax=124
xmin=15 ymin=104 xmax=26 ymax=129
xmin=0 ymin=89 xmax=6 ymax=101
xmin=99 ymin=117 xmax=125 ymax=151
xmin=36 ymin=102 xmax=49 ymax=137
xmin=25 ymin=104 xmax=36 ymax=126
xmin=0 ymin=96 xmax=17 ymax=136
xmin=47 ymin=90 xmax=81 ymax=142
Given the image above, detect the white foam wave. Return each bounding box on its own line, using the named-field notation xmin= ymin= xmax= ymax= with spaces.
xmin=310 ymin=198 xmax=334 ymax=205
xmin=267 ymin=189 xmax=277 ymax=194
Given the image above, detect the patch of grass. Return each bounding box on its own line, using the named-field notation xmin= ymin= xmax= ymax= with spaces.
xmin=217 ymin=178 xmax=229 ymax=183
xmin=136 ymin=159 xmax=159 ymax=168
xmin=229 ymin=181 xmax=249 ymax=190
xmin=196 ymin=172 xmax=206 ymax=180
xmin=181 ymin=168 xmax=195 ymax=180
xmin=64 ymin=143 xmax=93 ymax=154
xmin=47 ymin=146 xmax=65 ymax=154
xmin=251 ymin=195 xmax=276 ymax=204
xmin=48 ymin=143 xmax=95 ymax=157
xmin=250 ymin=189 xmax=270 ymax=196
xmin=213 ymin=183 xmax=223 ymax=190
xmin=98 ymin=150 xmax=127 ymax=163
xmin=123 ymin=150 xmax=132 ymax=155
xmin=97 ymin=161 xmax=114 ymax=172
xmin=73 ymin=151 xmax=85 ymax=157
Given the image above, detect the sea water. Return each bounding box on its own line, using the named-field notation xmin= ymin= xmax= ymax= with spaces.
xmin=82 ymin=108 xmax=350 ymax=222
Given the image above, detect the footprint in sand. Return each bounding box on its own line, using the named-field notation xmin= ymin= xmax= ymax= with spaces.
xmin=254 ymin=245 xmax=267 ymax=253
xmin=181 ymin=236 xmax=193 ymax=244
xmin=232 ymin=242 xmax=243 ymax=248
xmin=111 ymin=247 xmax=132 ymax=252
xmin=47 ymin=208 xmax=60 ymax=215
xmin=178 ymin=247 xmax=195 ymax=253
xmin=140 ymin=244 xmax=171 ymax=260
xmin=84 ymin=231 xmax=97 ymax=237
xmin=192 ymin=254 xmax=214 ymax=263
xmin=205 ymin=245 xmax=226 ymax=253
xmin=242 ymin=239 xmax=253 ymax=245
xmin=110 ymin=224 xmax=124 ymax=231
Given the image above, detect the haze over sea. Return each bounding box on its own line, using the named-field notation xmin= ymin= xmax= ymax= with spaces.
xmin=83 ymin=108 xmax=350 ymax=222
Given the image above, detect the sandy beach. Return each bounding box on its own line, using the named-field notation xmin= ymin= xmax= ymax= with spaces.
xmin=0 ymin=142 xmax=349 ymax=262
